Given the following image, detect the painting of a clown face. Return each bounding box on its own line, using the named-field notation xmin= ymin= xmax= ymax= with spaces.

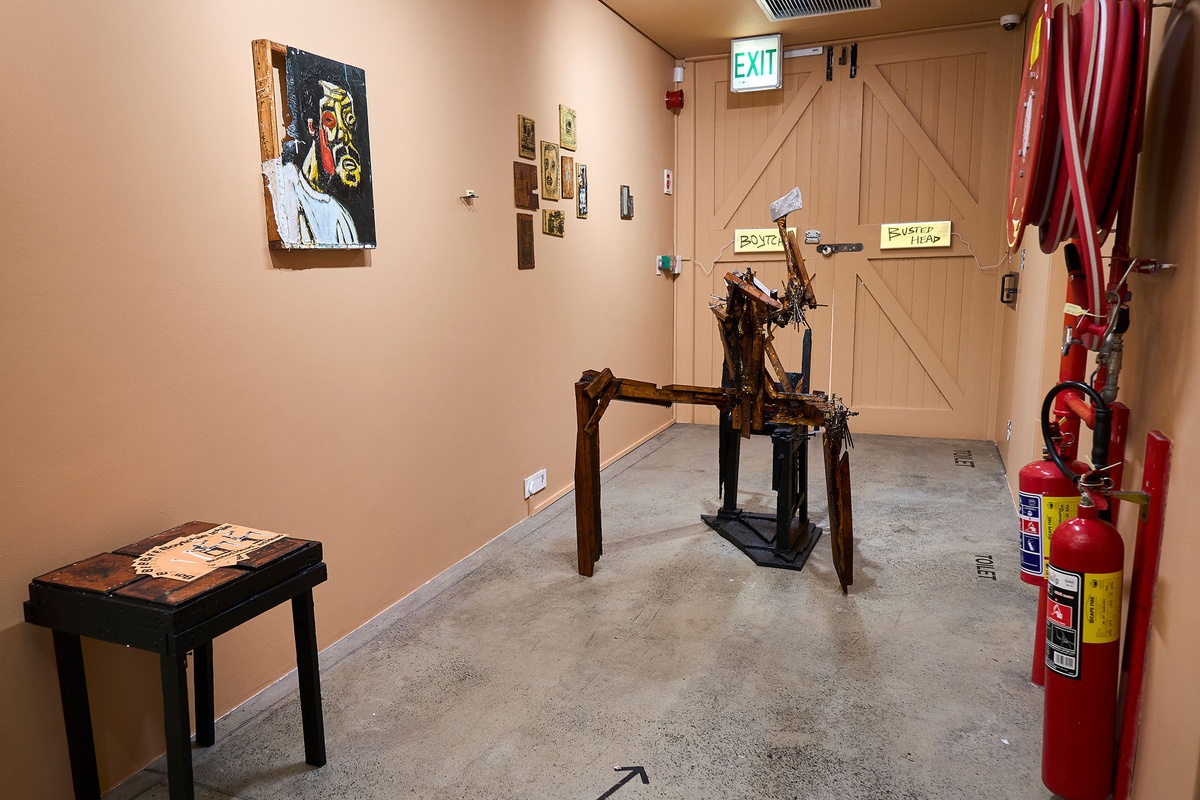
xmin=308 ymin=80 xmax=361 ymax=190
xmin=273 ymin=47 xmax=375 ymax=248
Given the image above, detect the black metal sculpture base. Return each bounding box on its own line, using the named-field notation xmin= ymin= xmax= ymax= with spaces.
xmin=712 ymin=336 xmax=822 ymax=572
xmin=702 ymin=511 xmax=823 ymax=570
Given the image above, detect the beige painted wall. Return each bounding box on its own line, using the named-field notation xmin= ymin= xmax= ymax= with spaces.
xmin=994 ymin=244 xmax=1069 ymax=471
xmin=0 ymin=0 xmax=676 ymax=795
xmin=995 ymin=3 xmax=1200 ymax=797
xmin=1120 ymin=4 xmax=1200 ymax=795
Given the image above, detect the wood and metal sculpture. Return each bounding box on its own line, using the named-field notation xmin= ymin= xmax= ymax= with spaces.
xmin=574 ymin=188 xmax=856 ymax=591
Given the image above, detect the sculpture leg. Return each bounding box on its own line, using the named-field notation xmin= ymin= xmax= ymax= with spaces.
xmin=772 ymin=426 xmax=798 ymax=550
xmin=718 ymin=410 xmax=742 ymax=518
xmin=574 ymin=381 xmax=602 ymax=576
xmin=823 ymin=428 xmax=854 ymax=592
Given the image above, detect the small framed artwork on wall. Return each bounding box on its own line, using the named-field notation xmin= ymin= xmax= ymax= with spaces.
xmin=517 ymin=213 xmax=535 ymax=269
xmin=518 ymin=115 xmax=536 ymax=160
xmin=513 ymin=161 xmax=539 ymax=210
xmin=620 ymin=185 xmax=634 ymax=220
xmin=561 ymin=156 xmax=575 ymax=199
xmin=559 ymin=105 xmax=577 ymax=151
xmin=543 ymin=209 xmax=565 ymax=237
xmin=576 ymin=164 xmax=588 ymax=219
xmin=541 ymin=141 xmax=561 ymax=201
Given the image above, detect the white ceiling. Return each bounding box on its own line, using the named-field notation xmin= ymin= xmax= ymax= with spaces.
xmin=601 ymin=0 xmax=1029 ymax=59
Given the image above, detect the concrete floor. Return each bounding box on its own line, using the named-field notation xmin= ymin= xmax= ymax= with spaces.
xmin=107 ymin=423 xmax=1051 ymax=799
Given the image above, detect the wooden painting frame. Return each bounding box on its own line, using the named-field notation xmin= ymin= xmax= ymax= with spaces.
xmin=577 ymin=164 xmax=588 ymax=219
xmin=559 ymin=105 xmax=577 ymax=151
xmin=541 ymin=141 xmax=561 ymax=201
xmin=542 ymin=209 xmax=565 ymax=237
xmin=561 ymin=156 xmax=575 ymax=199
xmin=517 ymin=213 xmax=535 ymax=269
xmin=513 ymin=161 xmax=539 ymax=210
xmin=518 ymin=115 xmax=536 ymax=160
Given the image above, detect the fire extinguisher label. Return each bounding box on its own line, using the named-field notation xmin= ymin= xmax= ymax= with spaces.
xmin=1019 ymin=493 xmax=1079 ymax=578
xmin=1018 ymin=492 xmax=1043 ymax=577
xmin=1046 ymin=565 xmax=1083 ymax=679
xmin=1082 ymin=570 xmax=1122 ymax=644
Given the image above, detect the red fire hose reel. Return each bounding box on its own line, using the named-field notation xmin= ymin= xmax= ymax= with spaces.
xmin=1007 ymin=0 xmax=1151 ymax=348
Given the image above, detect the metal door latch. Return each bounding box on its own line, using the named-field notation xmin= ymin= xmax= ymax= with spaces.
xmin=815 ymin=242 xmax=863 ymax=256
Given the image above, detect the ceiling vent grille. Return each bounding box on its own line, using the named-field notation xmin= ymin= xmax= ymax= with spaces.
xmin=754 ymin=0 xmax=881 ymax=22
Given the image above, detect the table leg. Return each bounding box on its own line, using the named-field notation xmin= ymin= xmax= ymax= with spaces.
xmin=193 ymin=643 xmax=215 ymax=747
xmin=291 ymin=590 xmax=327 ymax=767
xmin=160 ymin=653 xmax=194 ymax=800
xmin=52 ymin=630 xmax=101 ymax=800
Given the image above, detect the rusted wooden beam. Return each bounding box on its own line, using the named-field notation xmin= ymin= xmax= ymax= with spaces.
xmin=574 ymin=378 xmax=601 ymax=576
xmin=725 ymin=272 xmax=784 ymax=310
xmin=780 ymin=220 xmax=817 ymax=308
xmin=823 ymin=427 xmax=854 ymax=593
xmin=764 ymin=340 xmax=794 ymax=394
xmin=614 ymin=380 xmax=731 ymax=408
xmin=584 ymin=381 xmax=619 ymax=435
xmin=582 ymin=367 xmax=615 ymax=400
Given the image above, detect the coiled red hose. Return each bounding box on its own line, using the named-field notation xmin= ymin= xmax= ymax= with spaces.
xmin=1006 ymin=0 xmax=1149 ymax=347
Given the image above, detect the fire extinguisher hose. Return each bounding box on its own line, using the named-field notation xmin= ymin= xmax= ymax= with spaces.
xmin=1041 ymin=381 xmax=1112 ymax=485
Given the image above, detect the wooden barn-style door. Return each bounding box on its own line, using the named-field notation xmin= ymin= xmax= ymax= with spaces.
xmin=674 ymin=26 xmax=1020 ymax=439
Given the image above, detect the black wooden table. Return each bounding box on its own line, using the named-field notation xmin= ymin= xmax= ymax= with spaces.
xmin=24 ymin=521 xmax=328 ymax=800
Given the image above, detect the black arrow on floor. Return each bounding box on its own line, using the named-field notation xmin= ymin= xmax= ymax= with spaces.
xmin=596 ymin=765 xmax=649 ymax=799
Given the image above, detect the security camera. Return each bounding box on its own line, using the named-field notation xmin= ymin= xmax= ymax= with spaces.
xmin=1001 ymin=14 xmax=1022 ymax=31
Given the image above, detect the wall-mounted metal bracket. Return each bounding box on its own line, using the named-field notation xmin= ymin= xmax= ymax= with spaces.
xmin=815 ymin=242 xmax=863 ymax=256
xmin=1132 ymin=258 xmax=1176 ymax=275
xmin=1109 ymin=490 xmax=1151 ymax=522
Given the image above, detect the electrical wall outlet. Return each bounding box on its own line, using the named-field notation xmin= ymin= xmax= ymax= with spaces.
xmin=524 ymin=469 xmax=547 ymax=499
xmin=656 ymin=255 xmax=679 ymax=274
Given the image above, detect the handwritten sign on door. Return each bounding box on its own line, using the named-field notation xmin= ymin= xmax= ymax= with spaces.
xmin=880 ymin=221 xmax=951 ymax=249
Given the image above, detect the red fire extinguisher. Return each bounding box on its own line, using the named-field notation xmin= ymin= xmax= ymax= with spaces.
xmin=1019 ymin=452 xmax=1086 ymax=585
xmin=1019 ymin=450 xmax=1085 ymax=685
xmin=1043 ymin=495 xmax=1123 ymax=799
xmin=1040 ymin=382 xmax=1123 ymax=800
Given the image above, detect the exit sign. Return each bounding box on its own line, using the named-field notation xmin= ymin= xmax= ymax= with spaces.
xmin=731 ymin=34 xmax=782 ymax=92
